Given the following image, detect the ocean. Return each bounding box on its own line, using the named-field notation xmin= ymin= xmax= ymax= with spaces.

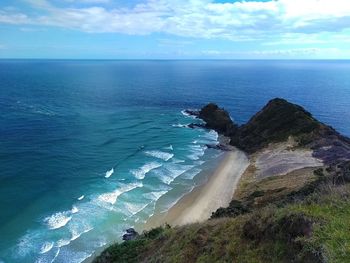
xmin=0 ymin=60 xmax=349 ymax=263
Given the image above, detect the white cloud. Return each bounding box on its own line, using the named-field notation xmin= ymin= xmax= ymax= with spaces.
xmin=65 ymin=0 xmax=110 ymax=3
xmin=200 ymin=47 xmax=342 ymax=57
xmin=0 ymin=11 xmax=31 ymax=24
xmin=0 ymin=0 xmax=350 ymax=41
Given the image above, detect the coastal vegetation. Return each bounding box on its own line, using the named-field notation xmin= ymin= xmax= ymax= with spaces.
xmin=95 ymin=163 xmax=350 ymax=263
xmin=94 ymin=98 xmax=350 ymax=263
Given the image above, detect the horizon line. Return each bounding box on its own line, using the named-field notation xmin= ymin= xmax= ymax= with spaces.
xmin=1 ymin=58 xmax=350 ymax=61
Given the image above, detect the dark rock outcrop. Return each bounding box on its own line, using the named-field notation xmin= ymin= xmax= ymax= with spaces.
xmin=197 ymin=99 xmax=350 ymax=162
xmin=183 ymin=109 xmax=200 ymax=117
xmin=211 ymin=200 xmax=250 ymax=218
xmin=205 ymin=143 xmax=234 ymax=151
xmin=231 ymin=98 xmax=321 ymax=152
xmin=122 ymin=228 xmax=139 ymax=241
xmin=188 ymin=123 xmax=205 ymax=129
xmin=198 ymin=103 xmax=238 ymax=136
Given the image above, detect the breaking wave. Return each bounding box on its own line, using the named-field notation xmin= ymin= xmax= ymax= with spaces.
xmin=97 ymin=182 xmax=143 ymax=205
xmin=131 ymin=162 xmax=162 ymax=180
xmin=144 ymin=150 xmax=174 ymax=161
xmin=105 ymin=168 xmax=114 ymax=178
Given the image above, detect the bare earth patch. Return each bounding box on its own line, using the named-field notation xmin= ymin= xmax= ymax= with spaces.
xmin=254 ymin=140 xmax=323 ymax=179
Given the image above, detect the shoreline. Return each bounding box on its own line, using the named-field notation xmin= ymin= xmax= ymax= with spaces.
xmin=145 ymin=149 xmax=249 ymax=228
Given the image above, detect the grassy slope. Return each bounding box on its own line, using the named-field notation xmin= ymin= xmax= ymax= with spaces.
xmin=94 ymin=169 xmax=350 ymax=263
xmin=290 ymin=186 xmax=350 ymax=263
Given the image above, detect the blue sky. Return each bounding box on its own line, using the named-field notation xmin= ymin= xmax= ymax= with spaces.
xmin=1 ymin=0 xmax=350 ymax=59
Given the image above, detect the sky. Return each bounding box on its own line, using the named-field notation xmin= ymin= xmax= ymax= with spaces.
xmin=1 ymin=0 xmax=350 ymax=59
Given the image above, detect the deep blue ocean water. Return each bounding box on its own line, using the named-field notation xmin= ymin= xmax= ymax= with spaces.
xmin=0 ymin=60 xmax=349 ymax=263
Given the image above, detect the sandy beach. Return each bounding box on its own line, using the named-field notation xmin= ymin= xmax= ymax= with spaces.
xmin=145 ymin=149 xmax=249 ymax=227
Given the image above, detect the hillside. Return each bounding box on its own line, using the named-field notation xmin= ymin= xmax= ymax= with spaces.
xmin=94 ymin=99 xmax=350 ymax=263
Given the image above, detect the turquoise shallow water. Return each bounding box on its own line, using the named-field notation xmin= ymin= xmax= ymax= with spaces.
xmin=0 ymin=60 xmax=350 ymax=263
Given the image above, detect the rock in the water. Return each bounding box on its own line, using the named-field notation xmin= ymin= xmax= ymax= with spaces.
xmin=188 ymin=123 xmax=205 ymax=129
xmin=198 ymin=103 xmax=238 ymax=136
xmin=122 ymin=228 xmax=139 ymax=241
xmin=205 ymin=143 xmax=234 ymax=151
xmin=184 ymin=109 xmax=200 ymax=117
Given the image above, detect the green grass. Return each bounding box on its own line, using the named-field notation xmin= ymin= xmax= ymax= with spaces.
xmin=94 ymin=181 xmax=350 ymax=263
xmin=290 ymin=187 xmax=350 ymax=263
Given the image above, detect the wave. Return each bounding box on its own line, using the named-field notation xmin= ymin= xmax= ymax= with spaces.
xmin=187 ymin=145 xmax=206 ymax=161
xmin=165 ymin=145 xmax=173 ymax=151
xmin=144 ymin=150 xmax=174 ymax=161
xmin=105 ymin=168 xmax=114 ymax=178
xmin=39 ymin=242 xmax=54 ymax=254
xmin=56 ymin=239 xmax=71 ymax=248
xmin=44 ymin=212 xmax=72 ymax=230
xmin=50 ymin=248 xmax=60 ymax=263
xmin=143 ymin=190 xmax=168 ymax=201
xmin=97 ymin=182 xmax=143 ymax=205
xmin=155 ymin=164 xmax=195 ymax=185
xmin=71 ymin=206 xmax=79 ymax=214
xmin=202 ymin=130 xmax=219 ymax=141
xmin=172 ymin=123 xmax=189 ymax=128
xmin=131 ymin=162 xmax=162 ymax=180
xmin=181 ymin=168 xmax=202 ymax=180
xmin=70 ymin=226 xmax=93 ymax=242
xmin=77 ymin=195 xmax=84 ymax=201
xmin=172 ymin=158 xmax=185 ymax=164
xmin=54 ymin=224 xmax=93 ymax=250
xmin=123 ymin=202 xmax=149 ymax=216
xmin=181 ymin=109 xmax=197 ymax=119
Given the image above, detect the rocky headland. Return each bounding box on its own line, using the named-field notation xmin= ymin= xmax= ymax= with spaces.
xmin=94 ymin=98 xmax=350 ymax=263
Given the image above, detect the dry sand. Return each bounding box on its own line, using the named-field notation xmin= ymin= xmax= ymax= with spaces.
xmin=145 ymin=150 xmax=249 ymax=227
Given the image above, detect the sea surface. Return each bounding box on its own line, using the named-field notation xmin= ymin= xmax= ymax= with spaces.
xmin=0 ymin=60 xmax=350 ymax=263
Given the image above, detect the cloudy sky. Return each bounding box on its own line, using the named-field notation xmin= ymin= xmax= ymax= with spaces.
xmin=1 ymin=0 xmax=350 ymax=59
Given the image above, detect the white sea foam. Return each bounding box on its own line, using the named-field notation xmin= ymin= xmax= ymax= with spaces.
xmin=78 ymin=195 xmax=84 ymax=201
xmin=172 ymin=158 xmax=185 ymax=164
xmin=56 ymin=239 xmax=71 ymax=248
xmin=181 ymin=168 xmax=202 ymax=180
xmin=187 ymin=145 xmax=206 ymax=160
xmin=105 ymin=168 xmax=114 ymax=178
xmin=145 ymin=150 xmax=174 ymax=161
xmin=131 ymin=162 xmax=162 ymax=179
xmin=181 ymin=109 xmax=197 ymax=119
xmin=39 ymin=242 xmax=54 ymax=254
xmin=97 ymin=182 xmax=143 ymax=205
xmin=124 ymin=202 xmax=149 ymax=216
xmin=172 ymin=123 xmax=188 ymax=128
xmin=203 ymin=130 xmax=219 ymax=141
xmin=71 ymin=206 xmax=79 ymax=214
xmin=70 ymin=226 xmax=93 ymax=241
xmin=165 ymin=145 xmax=173 ymax=150
xmin=155 ymin=164 xmax=194 ymax=185
xmin=50 ymin=248 xmax=60 ymax=263
xmin=143 ymin=190 xmax=168 ymax=201
xmin=44 ymin=212 xmax=72 ymax=230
